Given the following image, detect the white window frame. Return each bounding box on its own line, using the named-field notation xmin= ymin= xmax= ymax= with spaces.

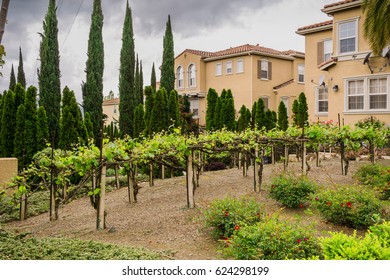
xmin=189 ymin=98 xmax=199 ymax=118
xmin=298 ymin=64 xmax=305 ymax=83
xmin=236 ymin=59 xmax=244 ymax=73
xmin=315 ymin=86 xmax=329 ymax=115
xmin=369 ymin=78 xmax=387 ymax=110
xmin=216 ymin=63 xmax=222 ymax=76
xmin=176 ymin=66 xmax=184 ymax=89
xmin=188 ymin=64 xmax=196 ymax=88
xmin=260 ymin=60 xmax=269 ymax=80
xmin=344 ymin=75 xmax=390 ymax=113
xmin=226 ymin=61 xmax=233 ymax=74
xmin=338 ymin=19 xmax=358 ymax=55
xmin=323 ymin=39 xmax=333 ymax=61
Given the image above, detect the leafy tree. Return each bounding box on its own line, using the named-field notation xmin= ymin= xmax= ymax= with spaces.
xmin=150 ymin=62 xmax=157 ymax=92
xmin=297 ymin=92 xmax=309 ymax=128
xmin=0 ymin=90 xmax=15 ymax=157
xmin=220 ymin=89 xmax=227 ymax=100
xmin=362 ymin=0 xmax=390 ymax=55
xmin=251 ymin=101 xmax=257 ymax=129
xmin=133 ymin=104 xmax=145 ymax=138
xmin=222 ymin=95 xmax=236 ymax=131
xmin=264 ymin=109 xmax=276 ymax=131
xmin=149 ymin=88 xmax=168 ymax=134
xmin=160 ymin=15 xmax=175 ymax=95
xmin=17 ymin=47 xmax=26 ymax=88
xmin=14 ymin=104 xmax=26 ymax=169
xmin=84 ymin=112 xmax=94 ymax=140
xmin=292 ymin=99 xmax=299 ymax=126
xmin=38 ymin=0 xmax=61 ymax=147
xmin=118 ymin=1 xmax=135 ymax=137
xmin=277 ymin=101 xmax=288 ymax=131
xmin=213 ymin=96 xmax=222 ymax=130
xmin=24 ymin=86 xmax=38 ymax=164
xmin=139 ymin=60 xmax=144 ymax=105
xmin=13 ymin=83 xmax=25 ymax=111
xmin=9 ymin=64 xmax=15 ymax=90
xmin=237 ymin=105 xmax=251 ymax=131
xmin=36 ymin=106 xmax=49 ymax=151
xmin=168 ymin=90 xmax=180 ymax=129
xmin=179 ymin=94 xmax=198 ymax=135
xmin=143 ymin=86 xmax=155 ymax=136
xmin=206 ymin=88 xmax=218 ymax=131
xmin=59 ymin=107 xmax=78 ymax=150
xmin=83 ymin=0 xmax=104 ymax=143
xmin=134 ymin=55 xmax=141 ymax=107
xmin=256 ymin=98 xmax=266 ymax=130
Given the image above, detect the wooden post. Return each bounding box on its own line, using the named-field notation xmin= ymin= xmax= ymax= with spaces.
xmin=115 ymin=164 xmax=120 ymax=189
xmin=254 ymin=148 xmax=260 ymax=193
xmin=284 ymin=145 xmax=288 ymax=171
xmin=161 ymin=164 xmax=165 ymax=180
xmin=128 ymin=162 xmax=136 ymax=203
xmin=62 ymin=182 xmax=67 ymax=200
xmin=149 ymin=163 xmax=154 ymax=187
xmin=271 ymin=146 xmax=275 ymax=165
xmin=302 ymin=141 xmax=307 ymax=175
xmin=97 ymin=164 xmax=106 ymax=230
xmin=243 ymin=153 xmax=247 ymax=177
xmin=238 ymin=152 xmax=242 ymax=169
xmin=186 ymin=151 xmax=195 ymax=208
xmin=19 ymin=193 xmax=26 ymax=221
xmin=199 ymin=151 xmax=204 ymax=174
xmin=50 ymin=182 xmax=56 ymax=221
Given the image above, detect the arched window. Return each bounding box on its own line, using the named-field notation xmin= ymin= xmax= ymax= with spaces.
xmin=176 ymin=66 xmax=184 ymax=88
xmin=188 ymin=64 xmax=196 ymax=87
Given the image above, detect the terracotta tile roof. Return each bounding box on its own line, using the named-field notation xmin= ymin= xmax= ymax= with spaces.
xmin=281 ymin=50 xmax=305 ymax=57
xmin=323 ymin=0 xmax=360 ymax=9
xmin=318 ymin=57 xmax=338 ymax=70
xmin=297 ymin=20 xmax=333 ymax=32
xmin=183 ymin=49 xmax=214 ymax=58
xmin=273 ymin=79 xmax=295 ymax=90
xmin=102 ymin=98 xmax=119 ymax=106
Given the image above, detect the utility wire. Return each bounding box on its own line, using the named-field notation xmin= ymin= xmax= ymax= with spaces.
xmin=60 ymin=0 xmax=85 ymax=52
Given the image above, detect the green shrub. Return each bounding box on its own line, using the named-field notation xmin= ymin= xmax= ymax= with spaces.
xmin=222 ymin=216 xmax=323 ymax=260
xmin=203 ymin=197 xmax=264 ymax=240
xmin=354 ymin=164 xmax=390 ymax=200
xmin=312 ymin=187 xmax=382 ymax=229
xmin=321 ymin=222 xmax=390 ymax=260
xmin=269 ymin=174 xmax=316 ymax=208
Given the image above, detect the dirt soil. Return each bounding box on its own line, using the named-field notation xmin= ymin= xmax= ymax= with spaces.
xmin=5 ymin=158 xmax=390 ymax=260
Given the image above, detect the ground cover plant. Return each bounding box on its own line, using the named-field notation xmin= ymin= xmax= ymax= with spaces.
xmin=354 ymin=163 xmax=390 ymax=200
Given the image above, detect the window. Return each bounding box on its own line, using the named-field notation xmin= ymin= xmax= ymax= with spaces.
xmin=258 ymin=60 xmax=272 ymax=80
xmin=261 ymin=61 xmax=269 ymax=79
xmin=347 ymin=80 xmax=364 ymax=110
xmin=189 ymin=98 xmax=199 ymax=117
xmin=324 ymin=39 xmax=333 ymax=61
xmin=281 ymin=97 xmax=289 ymax=115
xmin=369 ymin=78 xmax=387 ymax=109
xmin=216 ymin=63 xmax=222 ymax=76
xmin=261 ymin=96 xmax=269 ymax=110
xmin=298 ymin=64 xmax=305 ymax=83
xmin=176 ymin=66 xmax=184 ymax=88
xmin=339 ymin=21 xmax=357 ymax=54
xmin=188 ymin=64 xmax=196 ymax=87
xmin=113 ymin=105 xmax=117 ymax=114
xmin=316 ymin=87 xmax=328 ymax=114
xmin=226 ymin=61 xmax=233 ymax=74
xmin=236 ymin=59 xmax=244 ymax=73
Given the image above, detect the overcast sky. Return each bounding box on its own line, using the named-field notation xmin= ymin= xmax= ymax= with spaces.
xmin=0 ymin=0 xmax=332 ymax=102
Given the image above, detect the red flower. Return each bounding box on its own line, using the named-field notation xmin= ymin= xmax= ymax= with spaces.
xmin=234 ymin=225 xmax=240 ymax=231
xmin=271 ymin=185 xmax=276 ymax=188
xmin=327 ymin=201 xmax=331 ymax=206
xmin=347 ymin=202 xmax=352 ymax=208
xmin=304 ymin=238 xmax=309 ymax=241
xmin=225 ymin=211 xmax=229 ymax=217
xmin=315 ymin=196 xmax=319 ymax=201
xmin=341 ymin=203 xmax=344 ymax=207
xmin=299 ymin=203 xmax=303 ymax=209
xmin=387 ymin=170 xmax=390 ymax=173
xmin=297 ymin=239 xmax=301 ymax=244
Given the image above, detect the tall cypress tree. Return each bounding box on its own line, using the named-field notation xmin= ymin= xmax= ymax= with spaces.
xmin=223 ymin=96 xmax=236 ymax=131
xmin=206 ymin=88 xmax=218 ymax=131
xmin=139 ymin=60 xmax=144 ymax=105
xmin=251 ymin=101 xmax=257 ymax=129
xmin=149 ymin=88 xmax=168 ymax=134
xmin=36 ymin=106 xmax=49 ymax=152
xmin=237 ymin=105 xmax=251 ymax=132
xmin=13 ymin=83 xmax=25 ymax=112
xmin=297 ymin=92 xmax=309 ymax=128
xmin=144 ymin=86 xmax=155 ymax=136
xmin=39 ymin=0 xmax=61 ymax=147
xmin=277 ymin=101 xmax=288 ymax=131
xmin=14 ymin=104 xmax=26 ymax=169
xmin=264 ymin=109 xmax=276 ymax=131
xmin=133 ymin=104 xmax=145 ymax=138
xmin=213 ymin=96 xmax=222 ymax=130
xmin=167 ymin=89 xmax=180 ymax=129
xmin=150 ymin=62 xmax=157 ymax=92
xmin=24 ymin=86 xmax=38 ymax=164
xmin=0 ymin=90 xmax=15 ymax=157
xmin=84 ymin=112 xmax=94 ymax=140
xmin=83 ymin=0 xmax=104 ymax=143
xmin=292 ymin=99 xmax=299 ymax=126
xmin=118 ymin=0 xmax=135 ymax=137
xmin=17 ymin=47 xmax=26 ymax=88
xmin=134 ymin=55 xmax=140 ymax=107
xmin=256 ymin=98 xmax=266 ymax=130
xmin=160 ymin=15 xmax=175 ymax=95
xmin=9 ymin=64 xmax=15 ymax=90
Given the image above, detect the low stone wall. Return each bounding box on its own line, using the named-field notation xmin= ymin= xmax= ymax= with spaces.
xmin=0 ymin=158 xmax=18 ymax=188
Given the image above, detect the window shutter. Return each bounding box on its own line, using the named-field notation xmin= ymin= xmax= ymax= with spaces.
xmin=268 ymin=61 xmax=272 ymax=80
xmin=257 ymin=60 xmax=261 ymax=79
xmin=317 ymin=41 xmax=324 ymax=65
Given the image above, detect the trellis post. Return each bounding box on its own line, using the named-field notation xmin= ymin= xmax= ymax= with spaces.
xmin=186 ymin=150 xmax=195 ymax=208
xmin=238 ymin=152 xmax=242 ymax=169
xmin=19 ymin=193 xmax=27 ymax=221
xmin=96 ymin=163 xmax=106 ymax=230
xmin=149 ymin=163 xmax=154 ymax=187
xmin=253 ymin=147 xmax=261 ymax=193
xmin=128 ymin=162 xmax=136 ymax=203
xmin=161 ymin=164 xmax=165 ymax=180
xmin=115 ymin=164 xmax=120 ymax=189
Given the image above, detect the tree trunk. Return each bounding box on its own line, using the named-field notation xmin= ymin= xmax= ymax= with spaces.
xmin=186 ymin=151 xmax=195 ymax=208
xmin=0 ymin=0 xmax=10 ymax=44
xmin=115 ymin=164 xmax=120 ymax=189
xmin=283 ymin=145 xmax=289 ymax=171
xmin=128 ymin=162 xmax=136 ymax=204
xmin=161 ymin=164 xmax=165 ymax=180
xmin=238 ymin=152 xmax=242 ymax=169
xmin=50 ymin=180 xmax=56 ymax=221
xmin=96 ymin=164 xmax=106 ymax=230
xmin=253 ymin=148 xmax=261 ymax=193
xmin=243 ymin=153 xmax=247 ymax=177
xmin=302 ymin=142 xmax=307 ymax=175
xmin=149 ymin=163 xmax=154 ymax=187
xmin=19 ymin=193 xmax=27 ymax=221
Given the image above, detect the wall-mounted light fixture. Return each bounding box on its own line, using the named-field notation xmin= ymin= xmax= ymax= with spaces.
xmin=332 ymin=85 xmax=339 ymax=92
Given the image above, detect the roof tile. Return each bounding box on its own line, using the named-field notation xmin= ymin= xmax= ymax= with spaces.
xmin=297 ymin=20 xmax=333 ymax=32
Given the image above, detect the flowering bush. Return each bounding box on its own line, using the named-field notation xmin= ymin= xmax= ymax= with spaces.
xmin=222 ymin=216 xmax=323 ymax=260
xmin=269 ymin=174 xmax=316 ymax=208
xmin=320 ymin=221 xmax=390 ymax=260
xmin=312 ymin=187 xmax=382 ymax=229
xmin=203 ymin=197 xmax=264 ymax=240
xmin=354 ymin=164 xmax=390 ymax=200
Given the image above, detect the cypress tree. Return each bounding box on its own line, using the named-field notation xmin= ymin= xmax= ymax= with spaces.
xmin=277 ymin=101 xmax=288 ymax=131
xmin=0 ymin=93 xmax=2 ymax=141
xmin=134 ymin=55 xmax=140 ymax=107
xmin=167 ymin=90 xmax=180 ymax=129
xmin=223 ymin=96 xmax=236 ymax=131
xmin=143 ymin=86 xmax=155 ymax=136
xmin=292 ymin=99 xmax=299 ymax=126
xmin=13 ymin=83 xmax=25 ymax=111
xmin=220 ymin=89 xmax=227 ymax=100
xmin=245 ymin=108 xmax=252 ymax=130
xmin=251 ymin=101 xmax=257 ymax=129
xmin=9 ymin=64 xmax=15 ymax=90
xmin=84 ymin=112 xmax=94 ymax=140
xmin=118 ymin=1 xmax=135 ymax=137
xmin=149 ymin=88 xmax=168 ymax=134
xmin=264 ymin=109 xmax=276 ymax=131
xmin=160 ymin=15 xmax=175 ymax=95
xmin=14 ymin=104 xmax=26 ymax=169
xmin=297 ymin=92 xmax=309 ymax=128
xmin=139 ymin=61 xmax=144 ymax=105
xmin=36 ymin=106 xmax=49 ymax=151
xmin=237 ymin=105 xmax=247 ymax=132
xmin=24 ymin=86 xmax=38 ymax=164
xmin=1 ymin=90 xmax=15 ymax=157
xmin=59 ymin=107 xmax=78 ymax=150
xmin=17 ymin=47 xmax=26 ymax=88
xmin=133 ymin=104 xmax=145 ymax=138
xmin=83 ymin=0 xmax=104 ymax=143
xmin=150 ymin=62 xmax=157 ymax=92
xmin=39 ymin=0 xmax=61 ymax=147
xmin=205 ymin=88 xmax=218 ymax=131
xmin=213 ymin=96 xmax=222 ymax=130
xmin=256 ymin=98 xmax=266 ymax=130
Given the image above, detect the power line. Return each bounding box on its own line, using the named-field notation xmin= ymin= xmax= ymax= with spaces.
xmin=57 ymin=0 xmax=64 ymax=15
xmin=60 ymin=0 xmax=85 ymax=52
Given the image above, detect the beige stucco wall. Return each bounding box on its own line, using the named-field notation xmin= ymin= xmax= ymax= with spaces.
xmin=0 ymin=158 xmax=18 ymax=188
xmin=103 ymin=102 xmax=119 ymax=126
